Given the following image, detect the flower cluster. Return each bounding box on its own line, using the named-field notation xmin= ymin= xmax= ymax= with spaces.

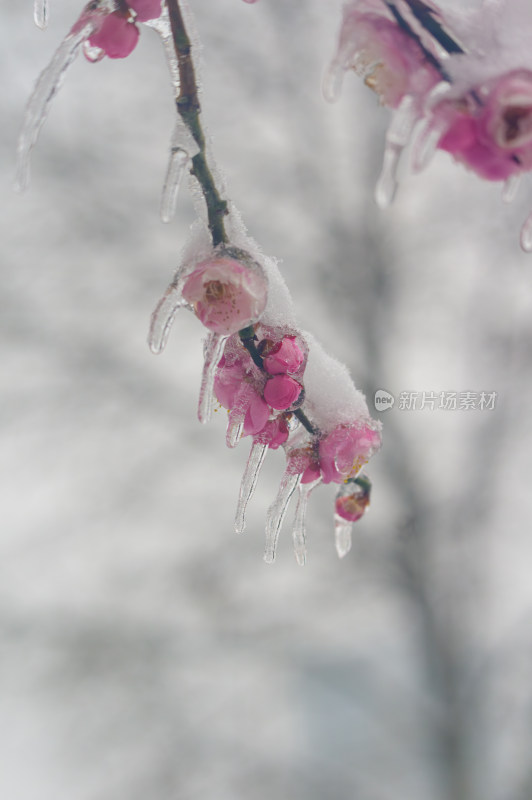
xmin=149 ymin=243 xmax=381 ymax=563
xmin=72 ymin=0 xmax=162 ymax=61
xmin=327 ymin=0 xmax=532 ymax=249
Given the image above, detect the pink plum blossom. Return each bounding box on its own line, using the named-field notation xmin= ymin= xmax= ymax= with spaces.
xmin=263 ymin=374 xmax=302 ymax=411
xmin=318 ymin=423 xmax=381 ymax=484
xmin=438 ymin=71 xmax=532 ymax=181
xmin=182 ymin=255 xmax=267 ymax=335
xmin=262 ymin=336 xmax=305 ymax=375
xmin=332 ymin=0 xmax=440 ymax=108
xmin=213 ymin=359 xmax=270 ymax=437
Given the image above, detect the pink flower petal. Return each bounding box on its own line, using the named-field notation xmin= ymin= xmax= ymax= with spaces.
xmin=87 ymin=13 xmax=139 ymax=59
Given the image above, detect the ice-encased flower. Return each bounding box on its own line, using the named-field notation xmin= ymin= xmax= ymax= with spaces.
xmin=328 ymin=0 xmax=440 ymax=108
xmin=319 ymin=422 xmax=381 ymax=484
xmin=262 ymin=336 xmax=305 ymax=375
xmin=335 ymin=475 xmax=372 ymax=522
xmin=213 ymin=356 xmax=270 ymax=437
xmin=182 ymin=255 xmax=267 ymax=335
xmin=438 ymin=71 xmax=532 ymax=181
xmin=287 ymin=422 xmax=381 ymax=486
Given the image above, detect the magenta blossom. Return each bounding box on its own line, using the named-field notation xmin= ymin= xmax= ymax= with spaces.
xmin=263 ymin=374 xmax=302 ymax=411
xmin=438 ymin=71 xmax=532 ymax=181
xmin=262 ymin=336 xmax=305 ymax=375
xmin=73 ymin=1 xmax=162 ymax=61
xmin=182 ymin=255 xmax=267 ymax=335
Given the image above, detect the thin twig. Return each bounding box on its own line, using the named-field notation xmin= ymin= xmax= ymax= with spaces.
xmin=166 ymin=0 xmax=228 ymax=247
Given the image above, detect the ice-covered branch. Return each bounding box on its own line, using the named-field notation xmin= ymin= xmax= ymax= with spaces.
xmin=166 ymin=0 xmax=228 ymax=247
xmin=19 ymin=0 xmax=383 ymax=562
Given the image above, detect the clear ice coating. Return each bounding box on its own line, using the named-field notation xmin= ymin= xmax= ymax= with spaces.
xmin=148 ymin=275 xmax=188 ymax=354
xmin=334 ymin=518 xmax=353 ymax=559
xmin=34 ymin=0 xmax=49 ymax=29
xmin=502 ymin=174 xmax=521 ymax=204
xmin=146 ymin=9 xmax=180 ymax=95
xmin=16 ymin=23 xmax=94 ymax=192
xmin=375 ymin=95 xmax=417 ymax=209
xmin=322 ymin=58 xmax=344 ymax=104
xmin=198 ymin=333 xmax=228 ymax=424
xmin=520 ymin=210 xmax=532 ymax=252
xmin=264 ymin=471 xmax=301 ymax=564
xmin=291 ymin=478 xmax=321 ymax=566
xmin=161 ymin=146 xmax=189 ymax=223
xmin=234 ymin=441 xmax=268 ymax=533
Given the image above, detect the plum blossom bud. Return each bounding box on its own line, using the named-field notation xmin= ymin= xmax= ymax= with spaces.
xmin=182 ymin=252 xmax=267 ymax=336
xmin=87 ymin=12 xmax=139 ymax=60
xmin=263 ymin=336 xmax=304 ymax=375
xmin=263 ymin=374 xmax=302 ymax=411
xmin=334 ymin=475 xmax=372 ymax=522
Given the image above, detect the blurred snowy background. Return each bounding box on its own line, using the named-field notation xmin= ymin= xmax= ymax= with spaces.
xmin=2 ymin=1 xmax=532 ymax=798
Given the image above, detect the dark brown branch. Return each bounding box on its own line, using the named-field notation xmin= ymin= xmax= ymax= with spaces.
xmin=166 ymin=0 xmax=228 ymax=247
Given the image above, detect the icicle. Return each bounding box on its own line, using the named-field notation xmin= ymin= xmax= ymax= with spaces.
xmin=375 ymin=146 xmax=401 ymax=208
xmin=235 ymin=441 xmax=268 ymax=533
xmin=375 ymin=95 xmax=417 ymax=208
xmin=322 ymin=59 xmax=344 ymax=103
xmin=502 ymin=174 xmax=521 ymax=204
xmin=16 ymin=23 xmax=95 ymax=192
xmin=264 ymin=471 xmax=301 ymax=564
xmin=411 ymin=115 xmax=450 ymax=173
xmin=334 ymin=519 xmax=353 ymax=559
xmin=34 ymin=0 xmax=49 ymax=29
xmin=16 ymin=22 xmax=95 ymax=192
xmin=291 ymin=478 xmax=321 ymax=566
xmin=161 ymin=146 xmax=189 ymax=223
xmin=226 ymin=414 xmax=244 ymax=449
xmin=148 ymin=279 xmax=188 ymax=354
xmin=333 ymin=475 xmax=372 ymax=558
xmin=520 ymin=210 xmax=532 ymax=252
xmin=198 ymin=333 xmax=228 ymax=424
